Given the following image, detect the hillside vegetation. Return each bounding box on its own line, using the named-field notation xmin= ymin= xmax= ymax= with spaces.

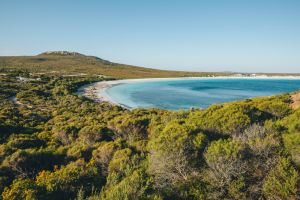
xmin=0 ymin=51 xmax=228 ymax=78
xmin=0 ymin=53 xmax=299 ymax=199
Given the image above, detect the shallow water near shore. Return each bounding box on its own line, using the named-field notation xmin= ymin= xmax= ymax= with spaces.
xmin=102 ymin=78 xmax=300 ymax=110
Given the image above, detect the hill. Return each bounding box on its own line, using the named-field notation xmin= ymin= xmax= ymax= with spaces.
xmin=0 ymin=51 xmax=228 ymax=78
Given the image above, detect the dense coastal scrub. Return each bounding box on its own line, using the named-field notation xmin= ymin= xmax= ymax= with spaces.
xmin=0 ymin=69 xmax=299 ymax=200
xmin=0 ymin=51 xmax=300 ymax=199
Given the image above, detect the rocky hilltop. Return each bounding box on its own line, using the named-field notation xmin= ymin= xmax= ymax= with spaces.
xmin=40 ymin=51 xmax=84 ymax=56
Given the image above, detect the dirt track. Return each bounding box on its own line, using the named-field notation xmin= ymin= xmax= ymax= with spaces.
xmin=291 ymin=92 xmax=300 ymax=110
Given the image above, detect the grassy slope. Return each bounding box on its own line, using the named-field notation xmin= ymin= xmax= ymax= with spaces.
xmin=0 ymin=52 xmax=230 ymax=79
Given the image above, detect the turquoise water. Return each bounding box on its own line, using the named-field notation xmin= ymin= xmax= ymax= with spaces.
xmin=104 ymin=78 xmax=300 ymax=110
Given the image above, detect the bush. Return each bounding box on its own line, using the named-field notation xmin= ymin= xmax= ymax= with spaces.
xmin=78 ymin=125 xmax=106 ymax=145
xmin=283 ymin=132 xmax=300 ymax=166
xmin=92 ymin=141 xmax=122 ymax=175
xmin=188 ymin=103 xmax=262 ymax=135
xmin=280 ymin=109 xmax=300 ymax=133
xmin=98 ymin=170 xmax=152 ymax=200
xmin=2 ymin=149 xmax=64 ymax=178
xmin=36 ymin=159 xmax=104 ymax=199
xmin=148 ymin=121 xmax=205 ymax=188
xmin=204 ymin=139 xmax=247 ymax=187
xmin=6 ymin=134 xmax=44 ymax=150
xmin=2 ymin=178 xmax=43 ymax=200
xmin=108 ymin=112 xmax=151 ymax=143
xmin=263 ymin=157 xmax=299 ymax=199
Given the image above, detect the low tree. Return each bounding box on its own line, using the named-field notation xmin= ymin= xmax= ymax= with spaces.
xmin=92 ymin=140 xmax=121 ymax=175
xmin=97 ymin=170 xmax=152 ymax=200
xmin=78 ymin=125 xmax=105 ymax=145
xmin=148 ymin=121 xmax=205 ymax=188
xmin=204 ymin=139 xmax=247 ymax=190
xmin=108 ymin=112 xmax=151 ymax=143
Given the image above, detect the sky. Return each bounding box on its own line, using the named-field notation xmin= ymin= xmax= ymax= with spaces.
xmin=0 ymin=0 xmax=300 ymax=73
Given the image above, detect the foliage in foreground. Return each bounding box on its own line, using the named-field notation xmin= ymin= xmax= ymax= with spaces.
xmin=0 ymin=70 xmax=299 ymax=200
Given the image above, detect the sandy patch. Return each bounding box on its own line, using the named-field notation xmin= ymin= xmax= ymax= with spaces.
xmin=291 ymin=92 xmax=300 ymax=110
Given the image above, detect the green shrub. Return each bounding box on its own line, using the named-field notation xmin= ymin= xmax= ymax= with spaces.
xmin=204 ymin=139 xmax=246 ymax=187
xmin=99 ymin=170 xmax=152 ymax=200
xmin=2 ymin=178 xmax=43 ymax=200
xmin=36 ymin=159 xmax=104 ymax=199
xmin=283 ymin=133 xmax=300 ymax=166
xmin=188 ymin=103 xmax=262 ymax=135
xmin=263 ymin=157 xmax=299 ymax=199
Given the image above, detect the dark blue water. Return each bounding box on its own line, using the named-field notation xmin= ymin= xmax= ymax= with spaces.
xmin=104 ymin=78 xmax=300 ymax=110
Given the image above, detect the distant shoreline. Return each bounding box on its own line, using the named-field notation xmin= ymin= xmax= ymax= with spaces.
xmin=77 ymin=76 xmax=300 ymax=109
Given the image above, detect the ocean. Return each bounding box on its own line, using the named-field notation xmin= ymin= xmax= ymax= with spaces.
xmin=103 ymin=78 xmax=300 ymax=110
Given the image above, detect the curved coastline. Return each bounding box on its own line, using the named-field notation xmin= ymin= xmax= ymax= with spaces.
xmin=78 ymin=76 xmax=300 ymax=109
xmin=77 ymin=80 xmax=133 ymax=109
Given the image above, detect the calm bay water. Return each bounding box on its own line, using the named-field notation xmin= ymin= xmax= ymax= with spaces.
xmin=104 ymin=78 xmax=300 ymax=110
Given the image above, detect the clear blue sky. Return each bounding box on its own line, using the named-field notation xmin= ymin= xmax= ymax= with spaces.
xmin=1 ymin=0 xmax=300 ymax=73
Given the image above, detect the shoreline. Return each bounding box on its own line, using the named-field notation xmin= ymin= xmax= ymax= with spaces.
xmin=76 ymin=81 xmax=133 ymax=109
xmin=77 ymin=76 xmax=300 ymax=109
